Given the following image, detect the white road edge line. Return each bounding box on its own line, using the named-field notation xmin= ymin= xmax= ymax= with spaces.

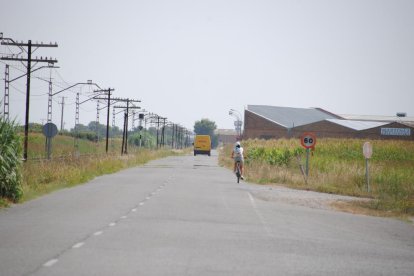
xmin=43 ymin=259 xmax=58 ymax=267
xmin=132 ymin=208 xmax=137 ymax=212
xmin=248 ymin=192 xmax=257 ymax=208
xmin=93 ymin=231 xmax=103 ymax=236
xmin=109 ymin=222 xmax=116 ymax=227
xmin=248 ymin=192 xmax=274 ymax=238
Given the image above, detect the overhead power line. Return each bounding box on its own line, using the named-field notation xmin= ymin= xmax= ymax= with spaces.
xmin=1 ymin=36 xmax=58 ymax=161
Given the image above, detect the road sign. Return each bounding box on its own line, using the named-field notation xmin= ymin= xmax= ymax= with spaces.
xmin=363 ymin=142 xmax=373 ymax=159
xmin=42 ymin=123 xmax=58 ymax=138
xmin=363 ymin=141 xmax=373 ymax=193
xmin=300 ymin=132 xmax=316 ymax=149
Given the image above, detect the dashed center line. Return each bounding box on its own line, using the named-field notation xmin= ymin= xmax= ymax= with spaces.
xmin=72 ymin=242 xmax=84 ymax=249
xmin=43 ymin=259 xmax=58 ymax=267
xmin=42 ymin=183 xmax=168 ymax=271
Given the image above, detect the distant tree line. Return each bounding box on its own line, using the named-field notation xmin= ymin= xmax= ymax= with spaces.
xmin=194 ymin=118 xmax=218 ymax=148
xmin=18 ymin=121 xmax=187 ymax=149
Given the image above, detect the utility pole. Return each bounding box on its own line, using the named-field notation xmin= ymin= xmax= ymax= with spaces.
xmin=156 ymin=116 xmax=160 ymax=149
xmin=113 ymin=98 xmax=140 ymax=154
xmin=1 ymin=38 xmax=58 ymax=160
xmin=93 ymin=88 xmax=115 ymax=153
xmin=47 ymin=73 xmax=53 ymax=123
xmin=161 ymin=117 xmax=167 ymax=147
xmin=59 ymin=96 xmax=65 ymax=131
xmin=74 ymin=92 xmax=80 ymax=150
xmin=96 ymin=100 xmax=100 ymax=142
xmin=171 ymin=123 xmax=175 ymax=148
xmin=3 ymin=64 xmax=9 ymax=120
xmin=125 ymin=100 xmax=129 ymax=154
xmin=121 ymin=112 xmax=127 ymax=155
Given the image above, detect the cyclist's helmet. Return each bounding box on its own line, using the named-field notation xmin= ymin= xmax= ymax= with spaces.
xmin=235 ymin=141 xmax=241 ymax=148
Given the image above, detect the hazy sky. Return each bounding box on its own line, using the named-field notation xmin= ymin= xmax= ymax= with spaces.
xmin=1 ymin=0 xmax=413 ymax=131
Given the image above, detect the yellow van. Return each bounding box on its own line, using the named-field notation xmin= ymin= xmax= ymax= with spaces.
xmin=193 ymin=135 xmax=211 ymax=156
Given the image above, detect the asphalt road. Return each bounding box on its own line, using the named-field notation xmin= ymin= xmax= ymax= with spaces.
xmin=0 ymin=151 xmax=413 ymax=275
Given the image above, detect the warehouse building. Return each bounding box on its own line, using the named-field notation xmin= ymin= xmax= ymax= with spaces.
xmin=215 ymin=129 xmax=238 ymax=145
xmin=243 ymin=105 xmax=414 ymax=141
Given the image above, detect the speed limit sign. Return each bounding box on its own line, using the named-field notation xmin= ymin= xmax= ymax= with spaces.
xmin=300 ymin=132 xmax=316 ymax=149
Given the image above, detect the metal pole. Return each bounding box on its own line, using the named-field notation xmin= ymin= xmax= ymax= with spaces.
xmin=365 ymin=158 xmax=370 ymax=193
xmin=23 ymin=40 xmax=32 ymax=161
xmin=121 ymin=112 xmax=126 ymax=155
xmin=105 ymin=89 xmax=111 ymax=153
xmin=125 ymin=100 xmax=129 ymax=154
xmin=156 ymin=116 xmax=160 ymax=149
xmin=171 ymin=123 xmax=175 ymax=148
xmin=46 ymin=137 xmax=52 ymax=159
xmin=60 ymin=97 xmax=65 ymax=131
xmin=4 ymin=64 xmax=9 ymax=120
xmin=305 ymin=148 xmax=310 ymax=177
xmin=162 ymin=118 xmax=166 ymax=147
xmin=74 ymin=92 xmax=79 ymax=150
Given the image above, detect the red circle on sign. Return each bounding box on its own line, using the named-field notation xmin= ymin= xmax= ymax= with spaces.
xmin=300 ymin=132 xmax=317 ymax=149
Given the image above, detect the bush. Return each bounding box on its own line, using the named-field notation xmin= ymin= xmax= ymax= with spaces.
xmin=128 ymin=131 xmax=156 ymax=148
xmin=0 ymin=118 xmax=23 ymax=202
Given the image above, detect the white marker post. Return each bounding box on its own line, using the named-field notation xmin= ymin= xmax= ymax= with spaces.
xmin=363 ymin=142 xmax=373 ymax=193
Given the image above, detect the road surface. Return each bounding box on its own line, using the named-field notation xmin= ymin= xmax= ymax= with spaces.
xmin=0 ymin=151 xmax=413 ymax=275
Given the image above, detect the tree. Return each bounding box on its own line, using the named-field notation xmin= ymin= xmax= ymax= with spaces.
xmin=194 ymin=119 xmax=216 ymax=135
xmin=194 ymin=119 xmax=218 ymax=148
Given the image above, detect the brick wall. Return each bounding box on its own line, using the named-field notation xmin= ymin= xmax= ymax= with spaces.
xmin=360 ymin=122 xmax=414 ymax=141
xmin=244 ymin=110 xmax=288 ymax=139
xmin=243 ymin=110 xmax=414 ymax=141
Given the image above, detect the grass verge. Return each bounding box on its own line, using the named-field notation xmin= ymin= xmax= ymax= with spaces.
xmin=17 ymin=149 xmax=184 ymax=204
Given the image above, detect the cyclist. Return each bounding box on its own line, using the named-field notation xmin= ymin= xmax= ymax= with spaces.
xmin=231 ymin=141 xmax=244 ymax=180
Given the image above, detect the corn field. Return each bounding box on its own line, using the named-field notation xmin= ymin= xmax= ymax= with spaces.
xmin=0 ymin=118 xmax=23 ymax=202
xmin=219 ymin=138 xmax=414 ymax=215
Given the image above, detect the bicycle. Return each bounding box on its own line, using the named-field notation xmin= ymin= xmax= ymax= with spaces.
xmin=235 ymin=161 xmax=242 ymax=183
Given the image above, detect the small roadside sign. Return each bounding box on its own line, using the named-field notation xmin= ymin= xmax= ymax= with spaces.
xmin=363 ymin=142 xmax=373 ymax=159
xmin=300 ymin=132 xmax=316 ymax=149
xmin=300 ymin=132 xmax=317 ymax=178
xmin=42 ymin=123 xmax=58 ymax=138
xmin=42 ymin=123 xmax=58 ymax=160
xmin=363 ymin=141 xmax=373 ymax=193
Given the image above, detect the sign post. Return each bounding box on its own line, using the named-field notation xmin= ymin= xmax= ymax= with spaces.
xmin=363 ymin=142 xmax=373 ymax=193
xmin=42 ymin=123 xmax=58 ymax=159
xmin=300 ymin=132 xmax=317 ymax=177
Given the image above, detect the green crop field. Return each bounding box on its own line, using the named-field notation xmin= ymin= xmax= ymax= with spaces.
xmin=219 ymin=138 xmax=414 ymax=217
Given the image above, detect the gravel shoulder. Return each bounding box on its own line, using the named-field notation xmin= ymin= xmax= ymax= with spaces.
xmin=247 ymin=183 xmax=414 ymax=223
xmin=249 ymin=184 xmax=367 ymax=211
